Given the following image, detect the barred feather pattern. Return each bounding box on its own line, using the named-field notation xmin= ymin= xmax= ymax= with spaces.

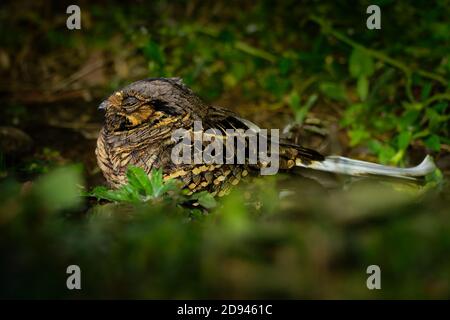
xmin=95 ymin=78 xmax=327 ymax=196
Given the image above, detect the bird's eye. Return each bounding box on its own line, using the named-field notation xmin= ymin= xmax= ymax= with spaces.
xmin=122 ymin=96 xmax=140 ymax=107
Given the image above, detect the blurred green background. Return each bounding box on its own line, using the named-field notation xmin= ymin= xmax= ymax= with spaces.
xmin=0 ymin=0 xmax=449 ymax=299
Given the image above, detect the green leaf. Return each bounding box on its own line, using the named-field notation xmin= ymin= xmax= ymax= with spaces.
xmin=341 ymin=103 xmax=368 ymax=127
xmin=319 ymin=82 xmax=347 ymax=102
xmin=397 ymin=131 xmax=412 ymax=150
xmin=189 ymin=208 xmax=205 ymax=220
xmin=368 ymin=139 xmax=383 ymax=154
xmin=398 ymin=110 xmax=420 ymax=131
xmin=288 ymin=91 xmax=301 ymax=111
xmin=278 ymin=57 xmax=293 ymax=75
xmin=425 ymin=108 xmax=446 ymax=131
xmin=403 ymin=102 xmax=424 ymax=111
xmin=378 ymin=144 xmax=397 ymax=164
xmin=158 ymin=180 xmax=178 ymax=198
xmin=150 ymin=168 xmax=166 ymax=198
xmin=195 ymin=191 xmax=217 ymax=209
xmin=348 ymin=128 xmax=370 ymax=146
xmin=90 ymin=186 xmax=132 ymax=202
xmin=88 ymin=167 xmax=180 ymax=203
xmin=424 ymin=135 xmax=441 ymax=151
xmin=357 ymin=76 xmax=369 ymax=101
xmin=425 ymin=167 xmax=443 ymax=188
xmin=349 ymin=48 xmax=374 ymax=78
xmin=126 ymin=166 xmax=153 ymax=196
xmin=372 ymin=113 xmax=397 ymax=132
xmin=433 ymin=102 xmax=448 ymax=113
xmin=391 ymin=149 xmax=405 ymax=165
xmin=189 ymin=191 xmax=217 ymax=209
xmin=122 ymin=184 xmax=141 ymax=202
xmin=421 ymin=82 xmax=432 ymax=101
xmin=412 ymin=129 xmax=430 ymax=139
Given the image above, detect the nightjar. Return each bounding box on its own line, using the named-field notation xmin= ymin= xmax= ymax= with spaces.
xmin=96 ymin=78 xmax=435 ymax=197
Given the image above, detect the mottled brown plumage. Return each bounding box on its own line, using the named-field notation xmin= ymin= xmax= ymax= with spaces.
xmin=96 ymin=78 xmax=324 ymax=196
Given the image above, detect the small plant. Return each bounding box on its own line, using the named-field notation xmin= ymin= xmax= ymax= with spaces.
xmin=88 ymin=166 xmax=217 ymax=209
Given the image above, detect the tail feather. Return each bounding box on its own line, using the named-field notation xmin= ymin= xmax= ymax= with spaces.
xmin=296 ymin=155 xmax=436 ymax=181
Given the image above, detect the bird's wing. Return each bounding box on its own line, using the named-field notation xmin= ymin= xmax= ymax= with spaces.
xmin=204 ymin=105 xmax=324 ymax=166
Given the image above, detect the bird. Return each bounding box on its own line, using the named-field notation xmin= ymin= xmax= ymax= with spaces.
xmin=96 ymin=77 xmax=436 ymax=197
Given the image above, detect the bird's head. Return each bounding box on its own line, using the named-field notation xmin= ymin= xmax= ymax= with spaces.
xmin=99 ymin=78 xmax=204 ymax=133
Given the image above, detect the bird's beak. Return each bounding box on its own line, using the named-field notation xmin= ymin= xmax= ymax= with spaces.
xmin=98 ymin=100 xmax=109 ymax=111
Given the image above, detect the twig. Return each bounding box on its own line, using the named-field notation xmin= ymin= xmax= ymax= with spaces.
xmin=234 ymin=41 xmax=276 ymax=63
xmin=53 ymin=60 xmax=106 ymax=92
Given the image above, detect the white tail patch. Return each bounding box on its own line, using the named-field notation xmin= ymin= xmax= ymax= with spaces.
xmin=296 ymin=155 xmax=436 ymax=180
